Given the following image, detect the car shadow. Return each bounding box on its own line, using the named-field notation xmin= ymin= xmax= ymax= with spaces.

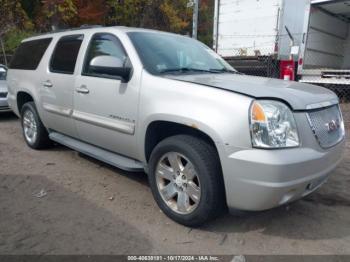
xmin=46 ymin=143 xmax=72 ymax=152
xmin=41 ymin=142 xmax=148 ymax=185
xmin=0 ymin=111 xmax=18 ymax=122
xmin=77 ymin=152 xmax=149 ymax=187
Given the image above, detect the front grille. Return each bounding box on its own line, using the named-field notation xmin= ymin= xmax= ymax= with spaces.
xmin=0 ymin=92 xmax=7 ymax=98
xmin=307 ymin=105 xmax=344 ymax=148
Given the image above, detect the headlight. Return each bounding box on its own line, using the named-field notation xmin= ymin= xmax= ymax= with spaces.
xmin=250 ymin=100 xmax=299 ymax=148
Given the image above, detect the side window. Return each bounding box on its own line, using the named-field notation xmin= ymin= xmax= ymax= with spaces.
xmin=83 ymin=33 xmax=129 ymax=77
xmin=50 ymin=35 xmax=83 ymax=74
xmin=9 ymin=38 xmax=52 ymax=70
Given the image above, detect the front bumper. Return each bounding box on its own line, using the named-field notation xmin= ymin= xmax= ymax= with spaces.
xmin=220 ymin=139 xmax=345 ymax=211
xmin=0 ymin=98 xmax=11 ymax=112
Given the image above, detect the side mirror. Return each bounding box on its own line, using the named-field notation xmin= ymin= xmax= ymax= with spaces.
xmin=89 ymin=56 xmax=132 ymax=82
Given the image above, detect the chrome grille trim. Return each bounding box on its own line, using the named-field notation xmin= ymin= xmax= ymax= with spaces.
xmin=307 ymin=105 xmax=345 ymax=149
xmin=306 ymin=99 xmax=338 ymax=110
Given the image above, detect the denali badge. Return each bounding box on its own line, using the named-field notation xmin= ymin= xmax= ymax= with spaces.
xmin=325 ymin=119 xmax=340 ymax=133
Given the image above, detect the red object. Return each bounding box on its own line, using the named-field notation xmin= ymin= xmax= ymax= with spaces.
xmin=280 ymin=60 xmax=295 ymax=81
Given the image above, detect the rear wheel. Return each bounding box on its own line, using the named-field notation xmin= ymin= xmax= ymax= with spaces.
xmin=148 ymin=135 xmax=226 ymax=227
xmin=21 ymin=102 xmax=52 ymax=149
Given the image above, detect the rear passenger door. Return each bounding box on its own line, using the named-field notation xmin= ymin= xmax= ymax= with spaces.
xmin=40 ymin=34 xmax=84 ymax=137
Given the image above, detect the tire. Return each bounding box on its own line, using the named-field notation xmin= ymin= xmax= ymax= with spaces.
xmin=21 ymin=102 xmax=52 ymax=149
xmin=148 ymin=135 xmax=226 ymax=227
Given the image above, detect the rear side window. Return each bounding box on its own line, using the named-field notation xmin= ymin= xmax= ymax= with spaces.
xmin=9 ymin=38 xmax=52 ymax=70
xmin=50 ymin=35 xmax=84 ymax=74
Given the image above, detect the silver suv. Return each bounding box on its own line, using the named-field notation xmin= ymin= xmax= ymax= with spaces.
xmin=6 ymin=27 xmax=345 ymax=226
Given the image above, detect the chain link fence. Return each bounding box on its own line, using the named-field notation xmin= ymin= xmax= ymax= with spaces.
xmin=0 ymin=55 xmax=11 ymax=66
xmin=222 ymin=47 xmax=350 ymax=129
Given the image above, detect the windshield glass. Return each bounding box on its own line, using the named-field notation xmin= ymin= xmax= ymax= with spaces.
xmin=128 ymin=32 xmax=236 ymax=75
xmin=0 ymin=67 xmax=6 ymax=80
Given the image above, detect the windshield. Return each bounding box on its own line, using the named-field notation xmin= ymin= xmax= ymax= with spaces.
xmin=0 ymin=67 xmax=6 ymax=80
xmin=128 ymin=32 xmax=236 ymax=75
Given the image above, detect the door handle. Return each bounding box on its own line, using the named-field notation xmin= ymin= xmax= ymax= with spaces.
xmin=76 ymin=85 xmax=90 ymax=94
xmin=43 ymin=81 xmax=53 ymax=88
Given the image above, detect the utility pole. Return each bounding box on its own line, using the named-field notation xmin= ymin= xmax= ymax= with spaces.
xmin=0 ymin=37 xmax=7 ymax=67
xmin=192 ymin=0 xmax=199 ymax=39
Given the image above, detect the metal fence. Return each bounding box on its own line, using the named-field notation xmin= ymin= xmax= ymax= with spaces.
xmin=0 ymin=55 xmax=11 ymax=67
xmin=223 ymin=49 xmax=350 ymax=104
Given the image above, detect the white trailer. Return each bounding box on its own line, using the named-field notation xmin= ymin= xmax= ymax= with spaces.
xmin=213 ymin=0 xmax=350 ymax=90
xmin=298 ymin=0 xmax=350 ymax=87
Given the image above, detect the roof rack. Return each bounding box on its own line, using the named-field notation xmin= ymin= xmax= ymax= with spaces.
xmin=30 ymin=25 xmax=104 ymax=38
xmin=51 ymin=24 xmax=103 ymax=33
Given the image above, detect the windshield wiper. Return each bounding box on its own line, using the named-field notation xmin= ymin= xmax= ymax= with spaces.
xmin=159 ymin=68 xmax=220 ymax=74
xmin=209 ymin=68 xmax=242 ymax=74
xmin=159 ymin=67 xmax=242 ymax=75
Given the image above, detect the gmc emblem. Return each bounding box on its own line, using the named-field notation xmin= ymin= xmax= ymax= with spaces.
xmin=325 ymin=119 xmax=340 ymax=133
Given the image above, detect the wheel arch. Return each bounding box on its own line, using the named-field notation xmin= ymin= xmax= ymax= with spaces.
xmin=144 ymin=120 xmax=221 ymax=163
xmin=144 ymin=121 xmax=228 ymax=222
xmin=17 ymin=91 xmax=35 ymax=114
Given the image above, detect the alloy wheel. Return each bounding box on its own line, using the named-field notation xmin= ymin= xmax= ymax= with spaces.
xmin=155 ymin=152 xmax=201 ymax=215
xmin=23 ymin=110 xmax=38 ymax=145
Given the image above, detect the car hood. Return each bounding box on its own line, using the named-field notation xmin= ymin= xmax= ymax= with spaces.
xmin=0 ymin=80 xmax=7 ymax=93
xmin=166 ymin=73 xmax=338 ymax=110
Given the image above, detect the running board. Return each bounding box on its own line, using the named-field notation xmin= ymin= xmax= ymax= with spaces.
xmin=49 ymin=132 xmax=144 ymax=172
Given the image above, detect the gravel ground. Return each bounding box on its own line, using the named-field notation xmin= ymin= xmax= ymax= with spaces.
xmin=0 ymin=105 xmax=349 ymax=255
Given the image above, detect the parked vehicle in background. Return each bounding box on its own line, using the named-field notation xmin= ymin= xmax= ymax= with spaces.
xmin=6 ymin=26 xmax=345 ymax=226
xmin=213 ymin=0 xmax=350 ymax=96
xmin=0 ymin=64 xmax=10 ymax=112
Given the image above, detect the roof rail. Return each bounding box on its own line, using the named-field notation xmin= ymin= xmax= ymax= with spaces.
xmin=28 ymin=25 xmax=107 ymax=39
xmin=51 ymin=24 xmax=103 ymax=33
xmin=79 ymin=24 xmax=103 ymax=29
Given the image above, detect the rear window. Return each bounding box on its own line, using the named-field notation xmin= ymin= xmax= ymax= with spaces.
xmin=50 ymin=35 xmax=83 ymax=74
xmin=9 ymin=38 xmax=52 ymax=70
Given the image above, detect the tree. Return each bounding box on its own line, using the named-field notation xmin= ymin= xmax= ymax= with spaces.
xmin=159 ymin=0 xmax=191 ymax=33
xmin=0 ymin=0 xmax=33 ymax=36
xmin=106 ymin=0 xmax=148 ymax=28
xmin=198 ymin=0 xmax=214 ymax=47
xmin=39 ymin=0 xmax=77 ymax=30
xmin=107 ymin=0 xmax=191 ymax=34
xmin=73 ymin=0 xmax=107 ymax=26
xmin=20 ymin=0 xmax=41 ymax=20
xmin=0 ymin=0 xmax=216 ymax=57
xmin=3 ymin=29 xmax=34 ymax=53
xmin=0 ymin=0 xmax=33 ymax=60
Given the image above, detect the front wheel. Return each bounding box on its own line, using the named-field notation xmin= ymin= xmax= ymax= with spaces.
xmin=148 ymin=135 xmax=226 ymax=227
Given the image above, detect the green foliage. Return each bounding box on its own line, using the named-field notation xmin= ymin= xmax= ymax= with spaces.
xmin=40 ymin=0 xmax=77 ymax=30
xmin=198 ymin=0 xmax=214 ymax=47
xmin=0 ymin=0 xmax=33 ymax=34
xmin=107 ymin=0 xmax=192 ymax=34
xmin=20 ymin=0 xmax=40 ymax=19
xmin=160 ymin=0 xmax=191 ymax=33
xmin=1 ymin=0 xmax=215 ymax=54
xmin=106 ymin=0 xmax=147 ymax=27
xmin=3 ymin=29 xmax=34 ymax=53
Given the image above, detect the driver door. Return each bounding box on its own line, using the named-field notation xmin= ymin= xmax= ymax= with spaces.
xmin=73 ymin=33 xmax=139 ymax=158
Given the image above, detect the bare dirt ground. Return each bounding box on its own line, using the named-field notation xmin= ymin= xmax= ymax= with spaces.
xmin=0 ymin=105 xmax=349 ymax=255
